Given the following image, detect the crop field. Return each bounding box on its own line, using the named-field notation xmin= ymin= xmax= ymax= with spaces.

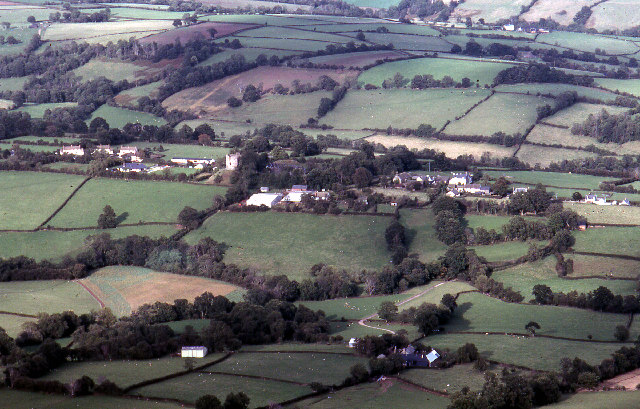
xmin=400 ymin=363 xmax=493 ymax=394
xmin=492 ymin=257 xmax=639 ymax=297
xmin=81 ymin=266 xmax=243 ymax=316
xmin=564 ymin=202 xmax=640 ymax=225
xmin=399 ymin=208 xmax=449 ymax=262
xmin=0 ymin=76 xmax=27 ymax=92
xmin=293 ymin=379 xmax=450 ymax=409
xmin=521 ymin=0 xmax=599 ymax=25
xmin=0 ymin=280 xmax=98 ymax=316
xmin=449 ymin=292 xmax=633 ymax=341
xmin=545 ymin=391 xmax=640 ymax=408
xmin=573 ymin=226 xmax=640 ymax=257
xmin=321 ymin=88 xmax=491 ymax=130
xmin=48 ymin=178 xmax=226 ymax=228
xmin=88 ymin=105 xmax=167 ymax=128
xmin=595 ymin=77 xmax=640 ymax=96
xmin=444 ymin=93 xmax=554 ymax=136
xmin=471 ymin=241 xmax=545 ymax=262
xmin=185 ymin=212 xmax=391 ymax=280
xmin=139 ymin=21 xmax=256 ymax=45
xmin=588 ymin=0 xmax=640 ymax=31
xmin=359 ymin=57 xmax=515 ymax=87
xmin=16 ymin=102 xmax=78 ymax=118
xmin=494 ymin=83 xmax=620 ymax=102
xmin=425 ymin=333 xmax=623 ymax=371
xmin=305 ymin=49 xmax=406 ymax=68
xmin=199 ymin=47 xmax=303 ymax=66
xmin=2 ymin=389 xmax=185 ymax=409
xmin=0 ymin=224 xmax=178 ymax=262
xmin=163 ymin=66 xmax=355 ymax=112
xmin=366 ymin=135 xmax=517 ymax=160
xmin=131 ymin=371 xmax=311 ymax=407
xmin=298 ymin=293 xmax=413 ymax=320
xmin=536 ymin=31 xmax=639 ymax=55
xmin=41 ymin=20 xmax=175 ymax=42
xmin=0 ymin=171 xmax=85 ymax=230
xmin=349 ymin=32 xmax=452 ymax=52
xmin=452 ymin=0 xmax=531 ymax=22
xmin=517 ymin=144 xmax=596 ymax=167
xmin=213 ymin=352 xmax=368 ymax=385
xmin=484 ymin=170 xmax=614 ymax=190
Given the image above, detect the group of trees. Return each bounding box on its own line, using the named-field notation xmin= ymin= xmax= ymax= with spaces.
xmin=532 ymin=284 xmax=640 ymax=314
xmin=378 ymin=293 xmax=458 ymax=336
xmin=571 ymin=109 xmax=640 ymax=144
xmin=493 ymin=63 xmax=595 ymax=87
xmin=433 ymin=196 xmax=467 ymax=245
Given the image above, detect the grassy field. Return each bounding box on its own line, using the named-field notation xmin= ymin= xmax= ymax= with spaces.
xmin=397 ymin=281 xmax=476 ymax=311
xmin=3 ymin=135 xmax=84 ymax=144
xmin=42 ymin=20 xmax=174 ymax=41
xmin=0 ymin=76 xmax=27 ymax=92
xmin=114 ymin=81 xmax=163 ymax=107
xmin=0 ymin=27 xmax=38 ymax=56
xmin=291 ymin=378 xmax=450 ymax=409
xmin=526 ymin=124 xmax=611 ymax=149
xmin=484 ymin=170 xmax=614 ymax=190
xmin=0 ymin=280 xmax=98 ymax=316
xmin=521 ymin=0 xmax=599 ymax=25
xmin=131 ymin=371 xmax=311 ymax=407
xmin=42 ymin=162 xmax=91 ymax=173
xmin=175 ymin=119 xmax=257 ymax=138
xmin=329 ymin=320 xmax=421 ymax=340
xmin=492 ymin=257 xmax=639 ymax=297
xmin=352 ymin=32 xmax=452 ymax=52
xmin=72 ymin=58 xmax=172 ymax=83
xmin=88 ymin=105 xmax=167 ymax=128
xmin=537 ymin=31 xmax=639 ymax=54
xmin=449 ymin=292 xmax=633 ymax=341
xmin=496 ymin=84 xmax=620 ymax=102
xmin=305 ymin=50 xmax=405 ymax=68
xmin=565 ymin=202 xmax=640 ymax=225
xmin=199 ymin=47 xmax=303 ymax=66
xmin=359 ymin=57 xmax=515 ymax=87
xmin=1 ymin=390 xmax=185 ymax=409
xmin=453 ymin=0 xmax=531 ymax=22
xmin=595 ymin=78 xmax=640 ymax=97
xmin=214 ymin=352 xmax=368 ymax=385
xmin=0 ymin=224 xmax=178 ymax=262
xmin=571 ymin=253 xmax=640 ymax=278
xmin=399 ymin=208 xmax=449 ymax=263
xmin=184 ymin=212 xmax=391 ymax=280
xmin=425 ymin=332 xmax=624 ymax=371
xmin=573 ymin=226 xmax=640 ymax=258
xmin=0 ymin=171 xmax=86 ymax=230
xmin=42 ymin=353 xmax=226 ymax=387
xmin=517 ymin=145 xmax=597 ymax=167
xmin=544 ymin=103 xmax=628 ymax=127
xmin=0 ymin=314 xmax=36 ymax=338
xmin=16 ymin=102 xmax=78 ymax=118
xmin=321 ymin=88 xmax=491 ymax=130
xmin=240 ymin=343 xmax=351 ymax=353
xmin=48 ymin=178 xmax=226 ymax=228
xmin=298 ymin=293 xmax=413 ymax=320
xmin=80 ymin=266 xmax=244 ymax=316
xmin=444 ymin=93 xmax=554 ymax=136
xmin=127 ymin=142 xmax=229 ymax=160
xmin=399 ymin=363 xmax=493 ymax=394
xmin=472 ymin=240 xmax=545 ymax=262
xmin=544 ymin=391 xmax=640 ymax=408
xmin=588 ymin=0 xmax=640 ymax=31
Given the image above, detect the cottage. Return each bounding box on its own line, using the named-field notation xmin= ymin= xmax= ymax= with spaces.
xmin=246 ymin=193 xmax=283 ymax=208
xmin=503 ymin=24 xmax=515 ymax=31
xmin=619 ymin=198 xmax=631 ymax=206
xmin=400 ymin=347 xmax=440 ymax=367
xmin=461 ymin=184 xmax=491 ymax=196
xmin=93 ymin=145 xmax=114 ymax=155
xmin=446 ymin=188 xmax=461 ymax=197
xmin=226 ymin=152 xmax=241 ymax=170
xmin=448 ymin=172 xmax=472 ymax=186
xmin=119 ymin=146 xmax=142 ymax=162
xmin=393 ymin=172 xmax=412 ymax=185
xmin=181 ymin=346 xmax=208 ymax=358
xmin=171 ymin=157 xmax=215 ymax=166
xmin=585 ymin=194 xmax=610 ymax=205
xmin=512 ymin=187 xmax=528 ymax=194
xmin=59 ymin=145 xmax=84 ymax=156
xmin=348 ymin=338 xmax=358 ymax=348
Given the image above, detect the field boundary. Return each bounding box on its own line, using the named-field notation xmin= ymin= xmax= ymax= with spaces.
xmin=445 ymin=330 xmax=634 ymax=344
xmin=74 ymin=280 xmax=106 ymax=309
xmin=198 ymin=370 xmax=308 ymax=385
xmin=391 ymin=375 xmax=450 ymax=397
xmin=37 ymin=176 xmax=92 ymax=230
xmin=570 ymin=250 xmax=640 ymax=262
xmin=0 ymin=310 xmax=37 ymax=318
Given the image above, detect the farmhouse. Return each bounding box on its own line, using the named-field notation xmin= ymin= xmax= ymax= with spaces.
xmin=461 ymin=184 xmax=491 ymax=196
xmin=246 ymin=193 xmax=283 ymax=208
xmin=181 ymin=346 xmax=208 ymax=358
xmin=171 ymin=157 xmax=216 ymax=166
xmin=226 ymin=152 xmax=241 ymax=170
xmin=448 ymin=172 xmax=472 ymax=186
xmin=400 ymin=346 xmax=440 ymax=367
xmin=119 ymin=146 xmax=142 ymax=162
xmin=620 ymin=198 xmax=631 ymax=206
xmin=513 ymin=187 xmax=528 ymax=194
xmin=59 ymin=145 xmax=85 ymax=156
xmin=93 ymin=145 xmax=114 ymax=155
xmin=584 ymin=194 xmax=611 ymax=205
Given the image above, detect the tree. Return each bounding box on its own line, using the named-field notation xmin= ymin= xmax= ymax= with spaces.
xmin=614 ymin=325 xmax=630 ymax=341
xmin=378 ymin=301 xmax=398 ymax=321
xmin=572 ymin=191 xmax=583 ymax=201
xmin=242 ymin=85 xmax=261 ymax=103
xmin=532 ymin=284 xmax=553 ymax=304
xmin=491 ymin=177 xmax=511 ymax=197
xmin=184 ymin=358 xmax=196 ymax=371
xmin=227 ymin=97 xmax=242 ymax=108
xmin=350 ymin=362 xmax=369 ymax=383
xmin=27 ymin=16 xmax=36 ymax=23
xmin=89 ymin=117 xmax=109 ymax=133
xmin=97 ymin=205 xmax=118 ymax=229
xmin=353 ymin=167 xmax=373 ymax=188
xmin=173 ymin=19 xmax=182 ymax=27
xmin=178 ymin=206 xmax=201 ymax=230
xmin=196 ymin=395 xmax=222 ymax=409
xmin=525 ymin=321 xmax=541 ymax=336
xmin=223 ymin=392 xmax=250 ymax=409
xmin=207 ymin=27 xmax=217 ymax=38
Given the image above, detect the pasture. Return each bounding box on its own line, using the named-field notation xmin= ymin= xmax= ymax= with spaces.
xmin=298 ymin=293 xmax=413 ymax=320
xmin=516 ymin=145 xmax=596 ymax=167
xmin=521 ymin=0 xmax=598 ymax=26
xmin=0 ymin=76 xmax=27 ymax=92
xmin=47 ymin=178 xmax=226 ymax=228
xmin=354 ymin=32 xmax=452 ymax=52
xmin=221 ymin=35 xmax=350 ymax=52
xmin=494 ymin=83 xmax=620 ymax=102
xmin=0 ymin=27 xmax=38 ymax=56
xmin=329 ymin=320 xmax=421 ymax=340
xmin=114 ymin=81 xmax=163 ymax=107
xmin=198 ymin=47 xmax=303 ymax=66
xmin=128 ymin=142 xmax=229 ymax=160
xmin=570 ymin=253 xmax=640 ymax=279
xmin=399 ymin=363 xmax=493 ymax=394
xmin=90 ymin=7 xmax=184 ymax=20
xmin=16 ymin=102 xmax=78 ymax=118
xmin=321 ymin=88 xmax=492 ymax=130
xmin=573 ymin=226 xmax=640 ymax=257
xmin=139 ymin=21 xmax=256 ymax=45
xmin=131 ymin=372 xmax=311 ymax=407
xmin=397 ymin=281 xmax=476 ymax=311
xmin=72 ymin=58 xmax=174 ymax=83
xmin=184 ymin=212 xmax=391 ymax=280
xmin=595 ymin=77 xmax=640 ymax=97
xmin=1 ymin=390 xmax=185 ymax=409
xmin=359 ymin=57 xmax=515 ymax=87
xmin=588 ymin=0 xmax=640 ymax=31
xmin=88 ymin=105 xmax=167 ymax=128
xmin=544 ymin=391 xmax=640 ymax=408
xmin=526 ymin=124 xmax=609 ymax=149
xmin=443 ymin=93 xmax=554 ymax=136
xmin=483 ymin=170 xmax=613 ymax=190
xmin=0 ymin=314 xmax=35 ymax=338
xmin=399 ymin=208 xmax=449 ymax=262
xmin=471 ymin=240 xmax=544 ymax=262
xmin=0 ymin=280 xmax=98 ymax=316
xmin=80 ymin=266 xmax=244 ymax=316
xmin=565 ymin=202 xmax=640 ymax=225
xmin=452 ymin=0 xmax=531 ymax=22
xmin=449 ymin=291 xmax=633 ymax=341
xmin=536 ymin=31 xmax=639 ymax=55
xmin=41 ymin=20 xmax=174 ymax=42
xmin=543 ymin=103 xmax=628 ymax=127
xmin=305 ymin=50 xmax=406 ymax=68
xmin=0 ymin=171 xmax=85 ymax=230
xmin=312 ymin=23 xmax=441 ymax=36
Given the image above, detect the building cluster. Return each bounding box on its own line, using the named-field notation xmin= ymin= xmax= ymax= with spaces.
xmin=583 ymin=193 xmax=630 ymax=206
xmin=245 ymin=184 xmax=331 ymax=208
xmin=392 ymin=171 xmax=490 ymax=196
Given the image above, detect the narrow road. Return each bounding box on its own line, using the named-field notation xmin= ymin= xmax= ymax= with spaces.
xmin=357 ymin=282 xmax=446 ymax=335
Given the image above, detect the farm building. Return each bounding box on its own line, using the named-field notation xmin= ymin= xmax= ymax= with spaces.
xmin=460 ymin=184 xmax=491 ymax=196
xmin=181 ymin=346 xmax=208 ymax=358
xmin=226 ymin=152 xmax=241 ymax=170
xmin=620 ymin=198 xmax=631 ymax=206
xmin=585 ymin=194 xmax=611 ymax=205
xmin=115 ymin=163 xmax=147 ymax=173
xmin=93 ymin=145 xmax=114 ymax=155
xmin=400 ymin=346 xmax=440 ymax=367
xmin=513 ymin=187 xmax=528 ymax=194
xmin=446 ymin=188 xmax=461 ymax=197
xmin=59 ymin=145 xmax=85 ymax=156
xmin=448 ymin=172 xmax=472 ymax=186
xmin=171 ymin=157 xmax=216 ymax=166
xmin=348 ymin=338 xmax=358 ymax=348
xmin=246 ymin=193 xmax=283 ymax=208
xmin=119 ymin=146 xmax=142 ymax=162
xmin=291 ymin=185 xmax=308 ymax=192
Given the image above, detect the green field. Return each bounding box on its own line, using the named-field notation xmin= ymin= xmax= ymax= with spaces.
xmin=494 ymin=83 xmax=620 ymax=102
xmin=526 ymin=124 xmax=607 ymax=149
xmin=493 ymin=257 xmax=639 ymax=297
xmin=565 ymin=202 xmax=640 ymax=225
xmin=449 ymin=292 xmax=633 ymax=341
xmin=16 ymin=102 xmax=78 ymax=118
xmin=92 ymin=7 xmax=186 ymax=20
xmin=397 ymin=281 xmax=476 ymax=311
xmin=185 ymin=212 xmax=391 ymax=280
xmin=537 ymin=31 xmax=639 ymax=55
xmin=0 ymin=27 xmax=38 ymax=56
xmin=3 ymin=135 xmax=84 ymax=145
xmin=41 ymin=20 xmax=174 ymax=41
xmin=311 ymin=23 xmax=441 ymax=36
xmin=0 ymin=280 xmax=98 ymax=316
xmin=88 ymin=105 xmax=167 ymax=128
xmin=199 ymin=47 xmax=303 ymax=66
xmin=321 ymin=88 xmax=492 ymax=130
xmin=73 ymin=58 xmax=161 ymax=83
xmin=298 ymin=293 xmax=413 ymax=320
xmin=544 ymin=391 xmax=640 ymax=408
xmin=42 ymin=162 xmax=91 ymax=172
xmin=352 ymin=32 xmax=452 ymax=52
xmin=48 ymin=178 xmax=226 ymax=228
xmin=444 ymin=93 xmax=554 ymax=136
xmin=213 ymin=352 xmax=368 ymax=385
xmin=0 ymin=225 xmax=178 ymax=262
xmin=115 ymin=81 xmax=163 ymax=107
xmin=42 ymin=354 xmax=226 ymax=387
xmin=129 ymin=142 xmax=230 ymax=160
xmin=472 ymin=240 xmax=546 ymax=262
xmin=596 ymin=77 xmax=640 ymax=97
xmin=0 ymin=171 xmax=86 ymax=230
xmin=570 ymin=253 xmax=640 ymax=278
xmin=0 ymin=76 xmax=28 ymax=92
xmin=544 ymin=103 xmax=628 ymax=127
xmin=573 ymin=226 xmax=640 ymax=257
xmin=454 ymin=0 xmax=531 ymax=22
xmin=399 ymin=363 xmax=493 ymax=394
xmin=329 ymin=320 xmax=421 ymax=339
xmin=359 ymin=57 xmax=515 ymax=87
xmin=484 ymin=170 xmax=615 ymax=190
xmin=1 ymin=390 xmax=184 ymax=409
xmin=0 ymin=314 xmax=36 ymax=338
xmin=131 ymin=372 xmax=311 ymax=407
xmin=400 ymin=208 xmax=449 ymax=262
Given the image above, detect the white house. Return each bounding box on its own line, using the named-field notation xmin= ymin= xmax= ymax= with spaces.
xmin=348 ymin=338 xmax=358 ymax=348
xmin=59 ymin=145 xmax=84 ymax=156
xmin=171 ymin=157 xmax=215 ymax=166
xmin=246 ymin=193 xmax=283 ymax=208
xmin=448 ymin=172 xmax=472 ymax=186
xmin=181 ymin=346 xmax=208 ymax=358
xmin=461 ymin=184 xmax=491 ymax=196
xmin=620 ymin=198 xmax=631 ymax=206
xmin=93 ymin=145 xmax=114 ymax=155
xmin=282 ymin=191 xmax=310 ymax=203
xmin=585 ymin=194 xmax=610 ymax=205
xmin=226 ymin=152 xmax=241 ymax=170
xmin=503 ymin=24 xmax=515 ymax=31
xmin=512 ymin=187 xmax=528 ymax=194
xmin=119 ymin=146 xmax=142 ymax=162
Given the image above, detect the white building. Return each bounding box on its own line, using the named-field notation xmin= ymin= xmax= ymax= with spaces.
xmin=448 ymin=172 xmax=472 ymax=186
xmin=93 ymin=145 xmax=114 ymax=155
xmin=171 ymin=157 xmax=215 ymax=166
xmin=118 ymin=146 xmax=142 ymax=162
xmin=460 ymin=184 xmax=491 ymax=195
xmin=181 ymin=346 xmax=208 ymax=358
xmin=246 ymin=193 xmax=283 ymax=208
xmin=226 ymin=152 xmax=241 ymax=170
xmin=59 ymin=145 xmax=84 ymax=156
xmin=503 ymin=24 xmax=515 ymax=31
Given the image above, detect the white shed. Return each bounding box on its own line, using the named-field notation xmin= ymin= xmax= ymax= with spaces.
xmin=246 ymin=193 xmax=283 ymax=208
xmin=181 ymin=346 xmax=208 ymax=358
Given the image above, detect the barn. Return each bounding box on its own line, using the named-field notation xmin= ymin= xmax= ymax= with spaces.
xmin=181 ymin=346 xmax=208 ymax=358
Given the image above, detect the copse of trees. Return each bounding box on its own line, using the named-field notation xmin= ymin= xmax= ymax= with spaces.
xmin=532 ymin=284 xmax=640 ymax=314
xmin=493 ymin=63 xmax=595 ymax=87
xmin=571 ymin=109 xmax=640 ymax=144
xmin=507 ymin=185 xmax=552 ymax=215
